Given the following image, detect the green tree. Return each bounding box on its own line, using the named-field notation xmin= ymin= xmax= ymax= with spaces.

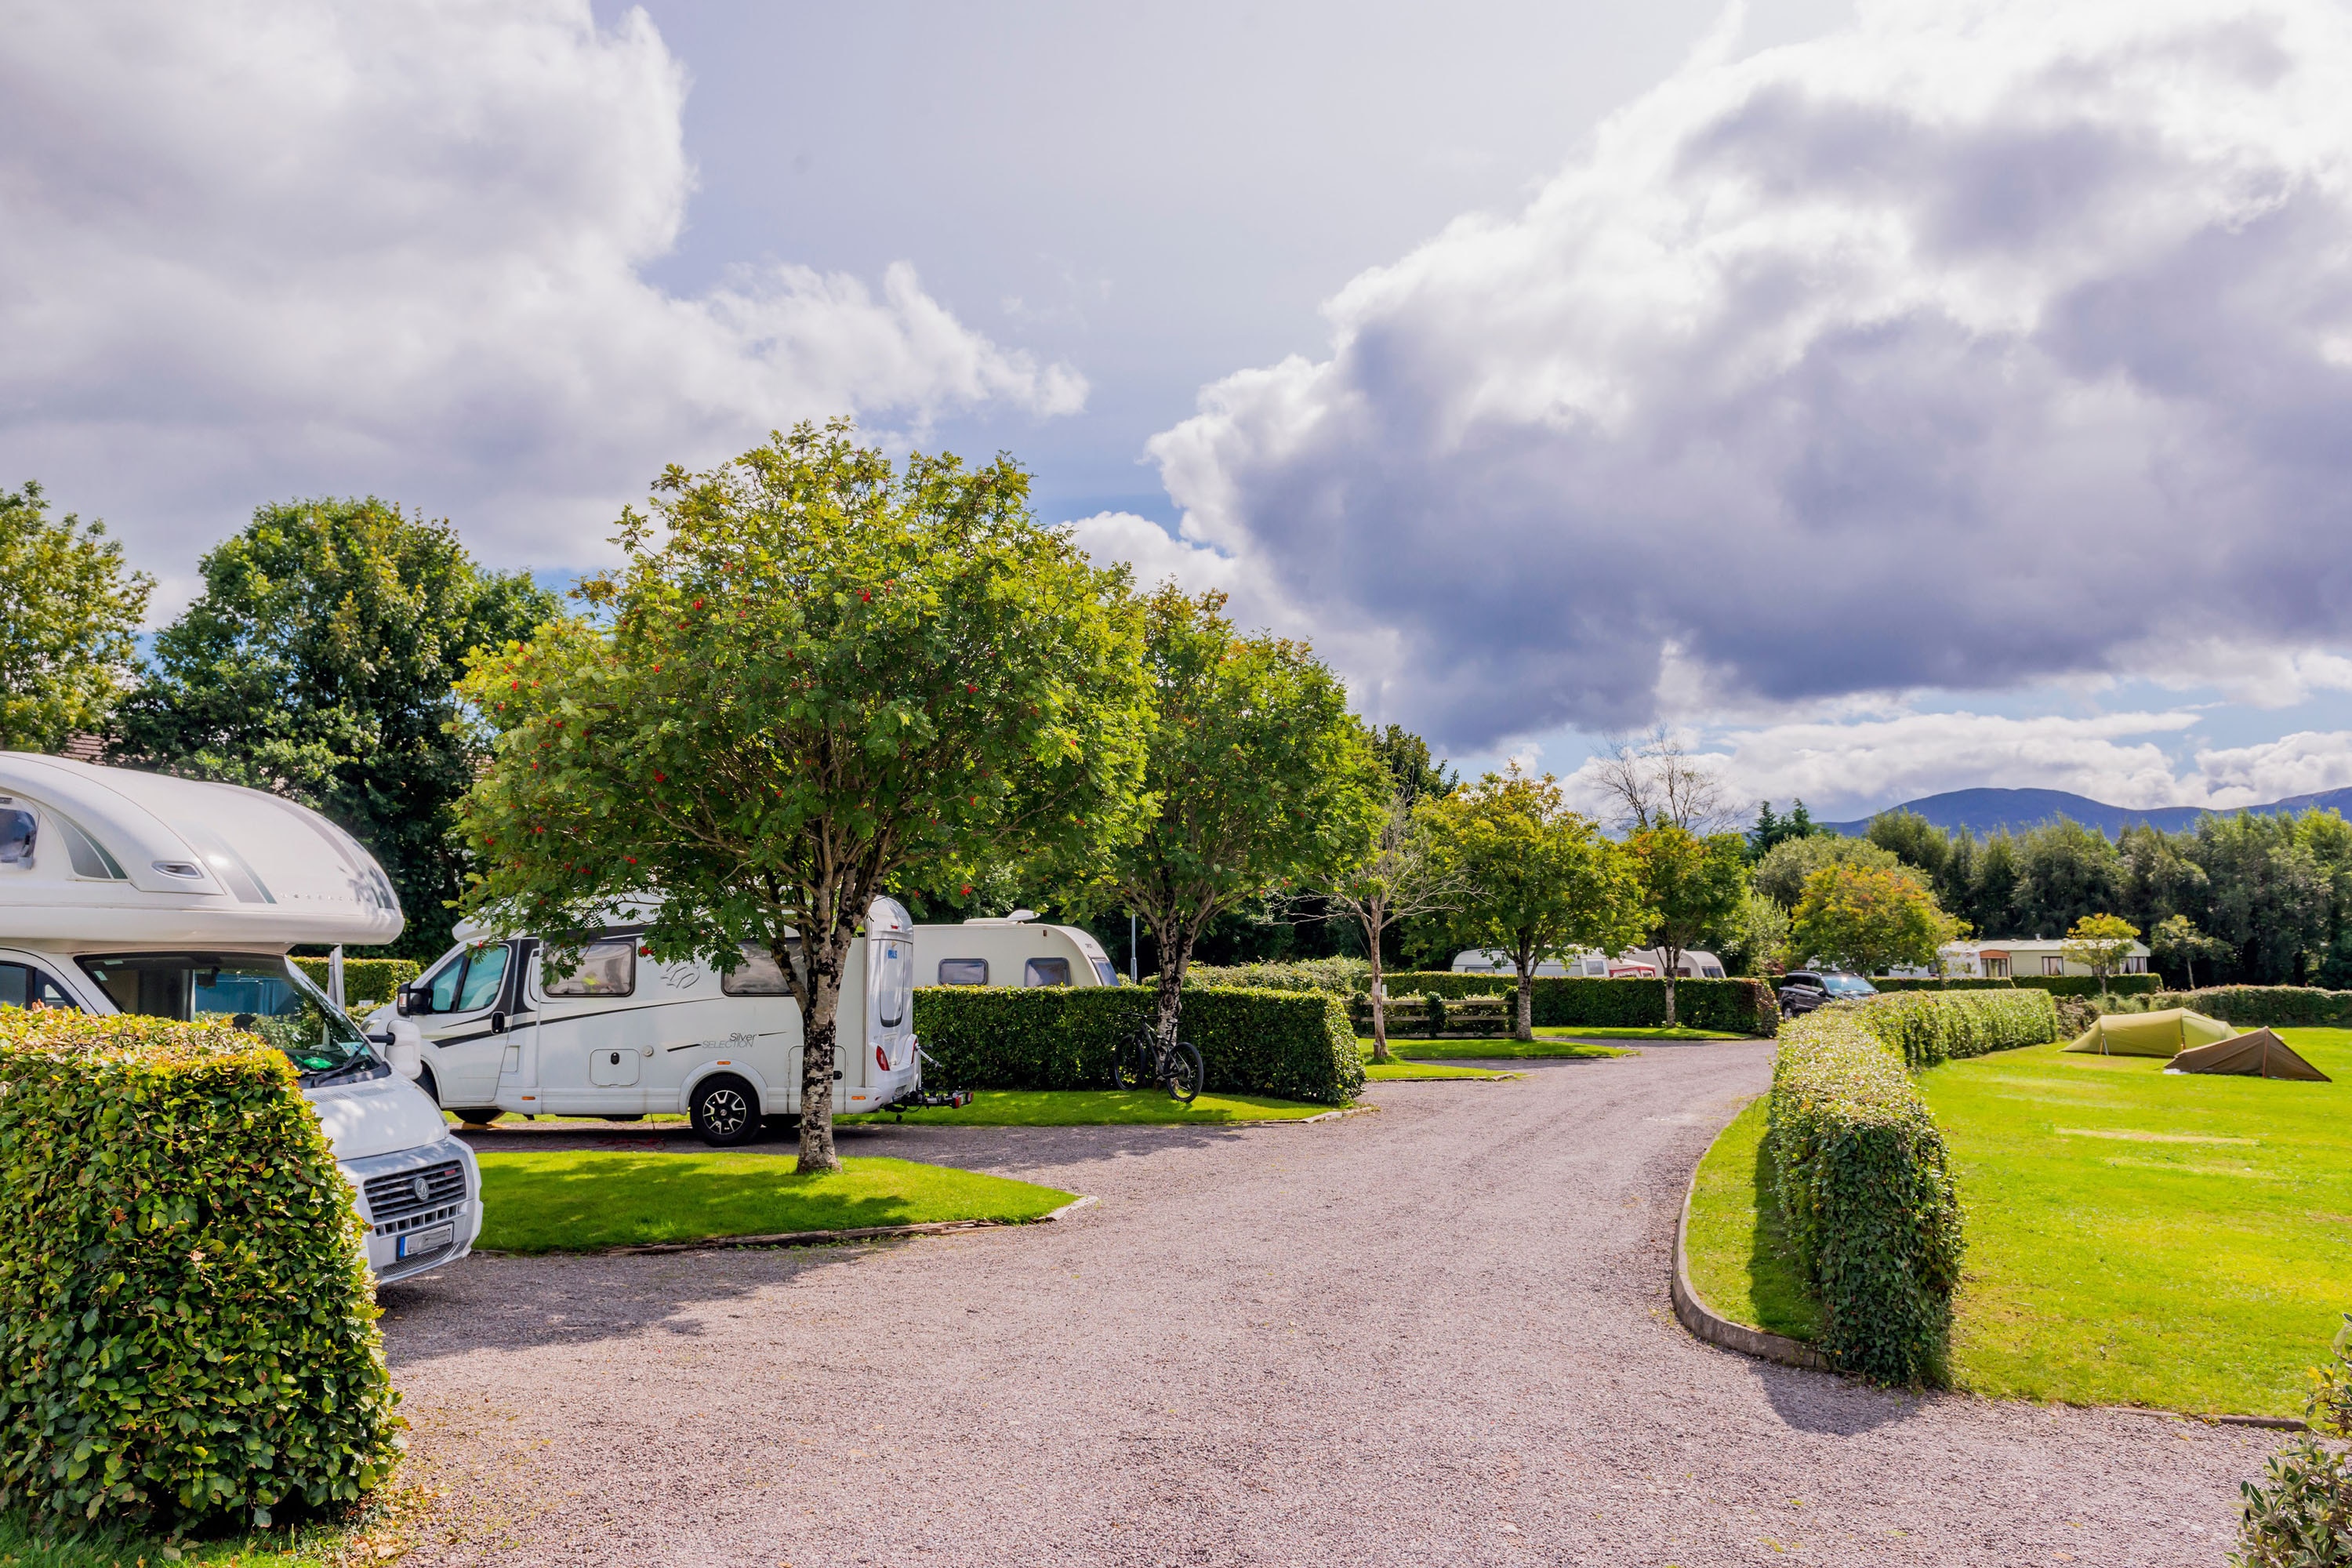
xmin=113 ymin=498 xmax=553 ymax=957
xmin=1305 ymin=786 xmax=1466 ymax=1062
xmin=2147 ymin=913 xmax=2230 ymax=990
xmin=455 ymin=423 xmax=1154 ymax=1174
xmin=1866 ymin=808 xmax=1951 ymax=880
xmin=1789 ymin=862 xmax=1962 ymax=976
xmin=1967 ymin=831 xmax=2024 ymax=937
xmin=1752 ymin=832 xmax=1907 ymax=909
xmin=2011 ymin=818 xmax=2124 ymax=939
xmin=2059 ymin=912 xmax=2140 ymax=996
xmin=1628 ymin=826 xmax=1750 ymax=1025
xmin=1711 ymin=884 xmax=1792 ymax=978
xmin=1094 ymin=585 xmax=1382 ymax=1054
xmin=1748 ymin=798 xmax=1831 ymax=859
xmin=1368 ymin=723 xmax=1457 ymax=805
xmin=0 ymin=481 xmax=153 ymax=750
xmin=2195 ymin=812 xmax=2328 ymax=985
xmin=1421 ymin=768 xmax=1639 ymax=1040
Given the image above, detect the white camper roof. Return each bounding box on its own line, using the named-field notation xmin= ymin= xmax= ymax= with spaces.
xmin=0 ymin=753 xmax=401 ymax=947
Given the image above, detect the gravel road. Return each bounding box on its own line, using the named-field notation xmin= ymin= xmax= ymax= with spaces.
xmin=382 ymin=1042 xmax=2273 ymax=1566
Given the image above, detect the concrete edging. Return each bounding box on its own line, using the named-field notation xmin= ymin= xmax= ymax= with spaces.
xmin=488 ymin=1193 xmax=1104 ymax=1259
xmin=1670 ymin=1156 xmax=1832 ymax=1372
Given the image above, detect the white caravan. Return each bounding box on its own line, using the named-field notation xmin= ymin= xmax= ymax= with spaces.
xmin=0 ymin=753 xmax=480 ymax=1287
xmin=913 ymin=913 xmax=1120 ymax=989
xmin=376 ymin=897 xmax=928 ymax=1142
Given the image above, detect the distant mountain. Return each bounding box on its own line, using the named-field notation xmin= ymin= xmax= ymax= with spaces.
xmin=1821 ymin=785 xmax=2352 ymax=839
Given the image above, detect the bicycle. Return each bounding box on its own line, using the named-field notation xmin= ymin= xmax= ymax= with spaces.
xmin=1110 ymin=1027 xmax=1203 ymax=1103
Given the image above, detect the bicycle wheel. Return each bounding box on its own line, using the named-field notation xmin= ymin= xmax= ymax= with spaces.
xmin=1164 ymin=1040 xmax=1203 ymax=1104
xmin=1109 ymin=1031 xmax=1141 ymax=1090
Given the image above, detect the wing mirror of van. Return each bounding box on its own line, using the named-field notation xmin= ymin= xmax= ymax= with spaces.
xmin=394 ymin=983 xmax=416 ymax=1018
xmin=384 ymin=1020 xmax=424 ymax=1080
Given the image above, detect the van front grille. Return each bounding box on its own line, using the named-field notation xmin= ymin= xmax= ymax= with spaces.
xmin=362 ymin=1159 xmax=466 ymax=1224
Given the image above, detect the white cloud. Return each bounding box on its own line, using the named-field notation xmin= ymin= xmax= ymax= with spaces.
xmin=0 ymin=1 xmax=1083 ymax=597
xmin=1149 ymin=0 xmax=2352 ymax=753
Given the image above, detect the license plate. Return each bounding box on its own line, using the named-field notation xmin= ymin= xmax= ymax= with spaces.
xmin=397 ymin=1224 xmax=455 ymax=1260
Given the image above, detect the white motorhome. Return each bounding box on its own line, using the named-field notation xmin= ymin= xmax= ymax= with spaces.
xmin=376 ymin=897 xmax=927 ymax=1143
xmin=0 ymin=753 xmax=480 ymax=1287
xmin=912 ymin=913 xmax=1120 ymax=989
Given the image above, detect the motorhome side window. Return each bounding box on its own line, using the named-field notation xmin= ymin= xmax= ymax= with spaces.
xmin=1024 ymin=957 xmax=1072 ymax=988
xmin=0 ymin=963 xmax=77 ymax=1011
xmin=0 ymin=808 xmax=33 ymax=866
xmin=720 ymin=941 xmax=797 ymax=996
xmin=938 ymin=958 xmax=987 ymax=986
xmin=542 ymin=938 xmax=637 ymax=997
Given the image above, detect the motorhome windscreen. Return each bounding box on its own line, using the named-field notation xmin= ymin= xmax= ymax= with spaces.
xmin=77 ymin=953 xmax=372 ymax=1074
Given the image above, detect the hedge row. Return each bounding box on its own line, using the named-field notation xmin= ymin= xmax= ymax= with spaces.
xmin=0 ymin=1013 xmax=399 ymax=1528
xmin=912 ymin=985 xmax=1363 ymax=1105
xmin=1182 ymin=958 xmax=1370 ymax=996
xmin=1870 ymin=974 xmax=2160 ymax=996
xmin=2149 ymin=985 xmax=2352 ymax=1028
xmin=289 ymin=956 xmax=422 ymax=1011
xmin=1376 ymin=973 xmax=1779 ymax=1035
xmin=1766 ymin=1003 xmax=1963 ymax=1385
xmin=1854 ymin=989 xmax=2061 ymax=1070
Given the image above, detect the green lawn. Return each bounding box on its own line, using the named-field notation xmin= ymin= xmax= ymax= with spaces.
xmin=1683 ymin=1096 xmax=1820 ymax=1341
xmin=475 ymin=1151 xmax=1073 ymax=1253
xmin=840 ymin=1088 xmax=1340 ymax=1126
xmin=1918 ymin=1029 xmax=2352 ymax=1418
xmin=1369 ymin=1038 xmax=1632 ymax=1060
xmin=1534 ymin=1025 xmax=1748 ymax=1041
xmin=1360 ymin=1057 xmax=1512 ymax=1080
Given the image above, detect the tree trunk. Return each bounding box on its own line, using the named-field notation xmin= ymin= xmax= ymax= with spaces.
xmin=797 ymin=950 xmax=842 ymax=1175
xmin=1661 ymin=949 xmax=1679 ymax=1029
xmin=1514 ymin=960 xmax=1534 ymax=1041
xmin=1153 ymin=928 xmax=1189 ymax=1052
xmin=1367 ymin=922 xmax=1391 ymax=1064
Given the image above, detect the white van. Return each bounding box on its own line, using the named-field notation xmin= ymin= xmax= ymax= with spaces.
xmin=377 ymin=896 xmax=927 ymax=1143
xmin=913 ymin=913 xmax=1119 ymax=989
xmin=0 ymin=753 xmax=480 ymax=1287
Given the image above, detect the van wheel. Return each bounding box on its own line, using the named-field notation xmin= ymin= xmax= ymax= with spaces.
xmin=690 ymin=1075 xmax=762 ymax=1146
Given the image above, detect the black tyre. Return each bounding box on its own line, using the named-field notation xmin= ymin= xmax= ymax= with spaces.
xmin=451 ymin=1107 xmax=505 ymax=1127
xmin=690 ymin=1073 xmax=762 ymax=1146
xmin=1164 ymin=1040 xmax=1203 ymax=1104
xmin=1109 ymin=1033 xmax=1140 ymax=1091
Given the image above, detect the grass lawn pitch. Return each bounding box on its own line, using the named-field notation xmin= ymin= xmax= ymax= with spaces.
xmin=1686 ymin=1029 xmax=2352 ymax=1417
xmin=1358 ymin=1051 xmax=1512 ymax=1080
xmin=1533 ymin=1024 xmax=1748 ymax=1041
xmin=1918 ymin=1029 xmax=2352 ymax=1418
xmin=1375 ymin=1038 xmax=1632 ymax=1061
xmin=841 ymin=1088 xmax=1339 ymax=1126
xmin=476 ymin=1151 xmax=1073 ymax=1253
xmin=1682 ymin=1095 xmax=1819 ymax=1341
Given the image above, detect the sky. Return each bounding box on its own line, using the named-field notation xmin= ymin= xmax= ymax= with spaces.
xmin=8 ymin=0 xmax=2352 ymax=823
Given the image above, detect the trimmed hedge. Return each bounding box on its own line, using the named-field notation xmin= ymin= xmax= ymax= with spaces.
xmin=289 ymin=956 xmax=421 ymax=1011
xmin=1182 ymin=958 xmax=1370 ymax=996
xmin=2150 ymin=985 xmax=2352 ymax=1028
xmin=1856 ymin=989 xmax=2061 ymax=1070
xmin=1867 ymin=976 xmax=2017 ymax=991
xmin=912 ymin=985 xmax=1363 ymax=1105
xmin=0 ymin=1013 xmax=400 ymax=1527
xmin=1871 ymin=974 xmax=2158 ymax=996
xmin=1377 ymin=972 xmax=1778 ymax=1035
xmin=1766 ymin=1004 xmax=1963 ymax=1385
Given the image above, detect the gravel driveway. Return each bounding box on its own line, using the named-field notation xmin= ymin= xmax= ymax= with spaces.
xmin=381 ymin=1042 xmax=2273 ymax=1566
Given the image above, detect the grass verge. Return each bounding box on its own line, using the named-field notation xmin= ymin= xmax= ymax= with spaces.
xmin=1682 ymin=1096 xmax=1822 ymax=1341
xmin=1359 ymin=1057 xmax=1512 ymax=1080
xmin=474 ymin=1151 xmax=1073 ymax=1253
xmin=1918 ymin=1029 xmax=2352 ymax=1418
xmin=839 ymin=1088 xmax=1339 ymax=1126
xmin=0 ymin=1484 xmax=432 ymax=1566
xmin=1533 ymin=1025 xmax=1748 ymax=1041
xmin=1368 ymin=1038 xmax=1632 ymax=1060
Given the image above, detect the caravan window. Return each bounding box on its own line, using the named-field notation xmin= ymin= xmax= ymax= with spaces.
xmin=0 ymin=964 xmax=77 ymax=1011
xmin=0 ymin=809 xmax=33 ymax=866
xmin=877 ymin=939 xmax=913 ymax=1027
xmin=543 ymin=938 xmax=637 ymax=997
xmin=721 ymin=941 xmax=800 ymax=996
xmin=937 ymin=959 xmax=988 ymax=986
xmin=456 ymin=944 xmax=510 ymax=1011
xmin=1024 ymin=957 xmax=1072 ymax=988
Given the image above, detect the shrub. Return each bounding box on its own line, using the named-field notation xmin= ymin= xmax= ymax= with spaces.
xmin=1181 ymin=957 xmax=1370 ymax=996
xmin=2233 ymin=1314 xmax=2352 ymax=1566
xmin=0 ymin=1013 xmax=400 ymax=1528
xmin=2153 ymin=985 xmax=2352 ymax=1029
xmin=2053 ymin=995 xmax=2100 ymax=1039
xmin=1766 ymin=1004 xmax=1962 ymax=1385
xmin=288 ymin=956 xmax=422 ymax=1013
xmin=912 ymin=985 xmax=1362 ymax=1105
xmin=1857 ymin=989 xmax=2061 ymax=1069
xmin=1376 ymin=972 xmax=1778 ymax=1035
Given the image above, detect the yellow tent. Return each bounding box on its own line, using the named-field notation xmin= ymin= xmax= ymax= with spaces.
xmin=2063 ymin=1007 xmax=2237 ymax=1058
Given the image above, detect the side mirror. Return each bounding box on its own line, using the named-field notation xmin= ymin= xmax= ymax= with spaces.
xmin=490 ymin=1010 xmax=506 ymax=1035
xmin=386 ymin=1019 xmax=424 ymax=1080
xmin=394 ymin=983 xmax=417 ymax=1018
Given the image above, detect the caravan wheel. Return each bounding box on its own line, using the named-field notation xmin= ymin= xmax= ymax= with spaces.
xmin=690 ymin=1074 xmax=762 ymax=1146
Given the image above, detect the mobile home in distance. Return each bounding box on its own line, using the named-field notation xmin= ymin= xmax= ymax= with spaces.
xmin=913 ymin=913 xmax=1120 ymax=989
xmin=0 ymin=753 xmax=481 ymax=1286
xmin=1450 ymin=948 xmax=1695 ymax=978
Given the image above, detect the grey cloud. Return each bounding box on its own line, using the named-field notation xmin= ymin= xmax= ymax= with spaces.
xmin=1149 ymin=0 xmax=2352 ymax=753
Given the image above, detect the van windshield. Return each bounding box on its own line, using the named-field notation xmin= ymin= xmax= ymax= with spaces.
xmin=77 ymin=953 xmax=373 ymax=1076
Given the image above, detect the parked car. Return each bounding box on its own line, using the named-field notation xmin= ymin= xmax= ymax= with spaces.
xmin=1777 ymin=970 xmax=1878 ymax=1016
xmin=0 ymin=753 xmax=481 ymax=1286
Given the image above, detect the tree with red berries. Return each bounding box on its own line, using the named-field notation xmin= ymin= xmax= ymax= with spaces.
xmin=455 ymin=420 xmax=1153 ymax=1173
